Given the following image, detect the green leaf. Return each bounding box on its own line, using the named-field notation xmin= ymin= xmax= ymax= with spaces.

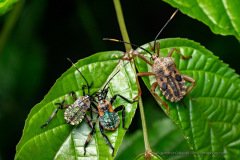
xmin=163 ymin=0 xmax=240 ymax=40
xmin=0 ymin=0 xmax=18 ymax=15
xmin=117 ymin=118 xmax=193 ymax=160
xmin=135 ymin=38 xmax=240 ymax=160
xmin=15 ymin=51 xmax=138 ymax=160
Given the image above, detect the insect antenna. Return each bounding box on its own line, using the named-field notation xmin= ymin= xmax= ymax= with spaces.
xmin=102 ymin=62 xmax=129 ymax=91
xmin=103 ymin=38 xmax=153 ymax=56
xmin=102 ymin=70 xmax=120 ymax=91
xmin=153 ymin=9 xmax=178 ymax=52
xmin=67 ymin=58 xmax=90 ymax=94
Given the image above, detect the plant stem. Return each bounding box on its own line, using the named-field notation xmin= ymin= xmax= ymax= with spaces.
xmin=113 ymin=0 xmax=131 ymax=52
xmin=113 ymin=0 xmax=152 ymax=153
xmin=138 ymin=93 xmax=152 ymax=153
xmin=0 ymin=0 xmax=25 ymax=55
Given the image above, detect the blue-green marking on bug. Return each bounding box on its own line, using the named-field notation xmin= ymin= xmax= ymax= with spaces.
xmin=99 ymin=111 xmax=120 ymax=130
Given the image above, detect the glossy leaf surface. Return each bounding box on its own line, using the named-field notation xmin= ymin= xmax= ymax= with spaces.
xmin=15 ymin=51 xmax=138 ymax=160
xmin=135 ymin=38 xmax=240 ymax=160
xmin=163 ymin=0 xmax=240 ymax=39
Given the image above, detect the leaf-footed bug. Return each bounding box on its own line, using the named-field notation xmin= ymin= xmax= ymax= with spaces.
xmin=104 ymin=9 xmax=195 ymax=111
xmin=41 ymin=58 xmax=98 ymax=154
xmin=84 ymin=62 xmax=137 ymax=156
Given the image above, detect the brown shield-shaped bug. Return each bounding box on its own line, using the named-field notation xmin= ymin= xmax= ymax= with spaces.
xmin=104 ymin=9 xmax=195 ymax=111
xmin=132 ymin=43 xmax=195 ymax=103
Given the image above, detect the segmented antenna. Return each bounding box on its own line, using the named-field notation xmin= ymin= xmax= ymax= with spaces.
xmin=102 ymin=62 xmax=129 ymax=90
xmin=67 ymin=58 xmax=90 ymax=92
xmin=103 ymin=38 xmax=153 ymax=56
xmin=153 ymin=9 xmax=178 ymax=52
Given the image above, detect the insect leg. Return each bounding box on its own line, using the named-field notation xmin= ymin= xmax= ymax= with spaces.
xmin=182 ymin=75 xmax=195 ymax=94
xmin=114 ymin=105 xmax=126 ymax=129
xmin=41 ymin=100 xmax=68 ymax=128
xmin=148 ymin=41 xmax=161 ymax=57
xmin=123 ymin=50 xmax=154 ymax=66
xmin=167 ymin=48 xmax=177 ymax=57
xmin=135 ymin=72 xmax=156 ymax=98
xmin=122 ymin=49 xmax=152 ymax=63
xmin=82 ymin=85 xmax=88 ymax=96
xmin=150 ymin=82 xmax=170 ymax=113
xmin=84 ymin=122 xmax=96 ymax=155
xmin=88 ymin=101 xmax=98 ymax=119
xmin=150 ymin=81 xmax=158 ymax=93
xmin=137 ymin=72 xmax=155 ymax=77
xmin=167 ymin=48 xmax=191 ymax=59
xmin=134 ymin=51 xmax=153 ymax=66
xmin=148 ymin=41 xmax=161 ymax=56
xmin=91 ymin=101 xmax=98 ymax=113
xmin=155 ymin=42 xmax=160 ymax=57
xmin=84 ymin=114 xmax=94 ymax=128
xmin=110 ymin=94 xmax=136 ymax=104
xmin=148 ymin=42 xmax=154 ymax=51
xmin=99 ymin=122 xmax=115 ymax=156
xmin=69 ymin=91 xmax=77 ymax=101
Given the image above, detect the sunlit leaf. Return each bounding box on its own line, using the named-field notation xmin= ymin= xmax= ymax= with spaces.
xmin=0 ymin=0 xmax=18 ymax=15
xmin=163 ymin=0 xmax=240 ymax=40
xmin=135 ymin=38 xmax=240 ymax=160
xmin=15 ymin=51 xmax=138 ymax=160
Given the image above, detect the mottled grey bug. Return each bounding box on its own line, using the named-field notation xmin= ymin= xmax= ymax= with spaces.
xmin=63 ymin=93 xmax=92 ymax=125
xmin=41 ymin=58 xmax=97 ymax=154
xmin=104 ymin=9 xmax=195 ymax=110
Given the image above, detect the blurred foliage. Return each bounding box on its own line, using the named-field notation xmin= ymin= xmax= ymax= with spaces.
xmin=0 ymin=0 xmax=18 ymax=15
xmin=116 ymin=118 xmax=193 ymax=160
xmin=117 ymin=97 xmax=192 ymax=160
xmin=163 ymin=0 xmax=240 ymax=40
xmin=0 ymin=0 xmax=239 ymax=159
xmin=0 ymin=0 xmax=46 ymax=159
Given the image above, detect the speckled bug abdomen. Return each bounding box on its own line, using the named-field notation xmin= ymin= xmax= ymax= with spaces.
xmin=91 ymin=72 xmax=137 ymax=156
xmin=99 ymin=111 xmax=120 ymax=130
xmin=152 ymin=57 xmax=187 ymax=102
xmin=64 ymin=96 xmax=91 ymax=125
xmin=97 ymin=100 xmax=120 ymax=130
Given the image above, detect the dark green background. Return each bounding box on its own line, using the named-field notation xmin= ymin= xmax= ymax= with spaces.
xmin=0 ymin=0 xmax=239 ymax=159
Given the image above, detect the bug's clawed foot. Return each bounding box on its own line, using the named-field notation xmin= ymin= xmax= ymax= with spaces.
xmin=181 ymin=55 xmax=192 ymax=60
xmin=54 ymin=100 xmax=65 ymax=109
xmin=133 ymin=90 xmax=142 ymax=101
xmin=40 ymin=124 xmax=47 ymax=129
xmin=84 ymin=148 xmax=86 ymax=156
xmin=69 ymin=91 xmax=75 ymax=96
xmin=133 ymin=95 xmax=139 ymax=101
xmin=111 ymin=149 xmax=115 ymax=157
